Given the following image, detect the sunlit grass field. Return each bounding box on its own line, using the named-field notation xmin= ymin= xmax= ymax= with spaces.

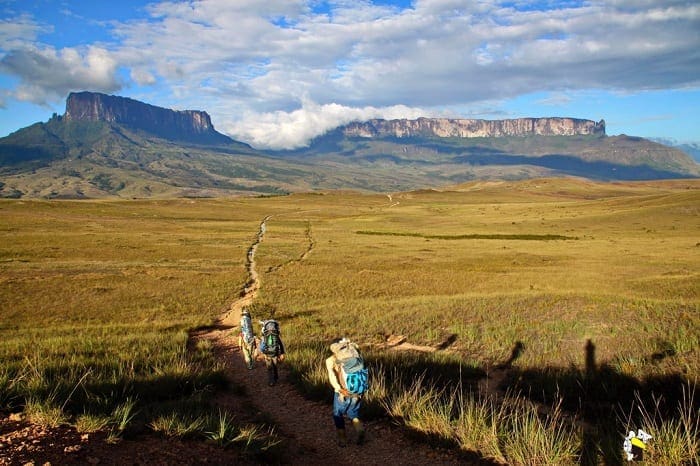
xmin=0 ymin=199 xmax=286 ymax=451
xmin=1 ymin=178 xmax=698 ymax=463
xmin=259 ymin=180 xmax=698 ymax=372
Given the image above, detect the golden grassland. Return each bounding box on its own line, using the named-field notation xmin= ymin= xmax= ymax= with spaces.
xmin=1 ymin=178 xmax=698 ymax=463
xmin=259 ymin=179 xmax=698 ymax=372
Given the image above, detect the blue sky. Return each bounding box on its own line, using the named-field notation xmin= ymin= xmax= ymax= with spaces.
xmin=1 ymin=0 xmax=698 ymax=149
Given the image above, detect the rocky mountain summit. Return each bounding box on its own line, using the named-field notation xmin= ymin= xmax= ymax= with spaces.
xmin=341 ymin=117 xmax=606 ymax=139
xmin=64 ymin=91 xmax=233 ymax=145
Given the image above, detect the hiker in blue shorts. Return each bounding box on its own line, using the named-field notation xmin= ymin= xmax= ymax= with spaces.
xmin=326 ymin=338 xmax=368 ymax=446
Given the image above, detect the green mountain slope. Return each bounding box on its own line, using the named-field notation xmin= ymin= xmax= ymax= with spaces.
xmin=0 ymin=117 xmax=310 ymax=198
xmin=0 ymin=116 xmax=465 ymax=198
xmin=289 ymin=130 xmax=700 ymax=181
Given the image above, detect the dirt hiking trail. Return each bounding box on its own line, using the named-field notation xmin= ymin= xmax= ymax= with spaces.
xmin=192 ymin=216 xmax=482 ymax=465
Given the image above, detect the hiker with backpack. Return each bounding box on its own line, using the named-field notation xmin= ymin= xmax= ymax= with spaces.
xmin=238 ymin=309 xmax=257 ymax=370
xmin=258 ymin=319 xmax=285 ymax=386
xmin=326 ymin=337 xmax=368 ymax=446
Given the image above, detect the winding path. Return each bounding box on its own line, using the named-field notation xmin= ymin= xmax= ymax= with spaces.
xmin=219 ymin=215 xmax=270 ymax=326
xmin=190 ymin=216 xmax=474 ymax=465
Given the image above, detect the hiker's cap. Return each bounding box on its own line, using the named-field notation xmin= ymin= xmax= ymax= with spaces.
xmin=330 ymin=337 xmax=349 ymax=354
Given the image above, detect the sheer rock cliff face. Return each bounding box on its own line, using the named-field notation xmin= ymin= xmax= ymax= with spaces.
xmin=64 ymin=91 xmax=232 ymax=144
xmin=342 ymin=117 xmax=606 ymax=139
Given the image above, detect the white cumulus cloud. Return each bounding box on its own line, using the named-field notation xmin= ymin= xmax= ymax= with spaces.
xmin=0 ymin=45 xmax=122 ymax=105
xmin=224 ymin=98 xmax=429 ymax=150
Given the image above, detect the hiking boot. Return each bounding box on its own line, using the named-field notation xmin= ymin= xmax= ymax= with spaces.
xmin=352 ymin=418 xmax=365 ymax=445
xmin=336 ymin=428 xmax=347 ymax=447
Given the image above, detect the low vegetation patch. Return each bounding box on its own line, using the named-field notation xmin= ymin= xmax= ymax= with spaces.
xmin=356 ymin=230 xmax=576 ymax=240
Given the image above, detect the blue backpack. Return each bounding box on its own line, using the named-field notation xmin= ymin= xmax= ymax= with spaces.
xmin=240 ymin=313 xmax=255 ymax=346
xmin=335 ymin=340 xmax=368 ymax=395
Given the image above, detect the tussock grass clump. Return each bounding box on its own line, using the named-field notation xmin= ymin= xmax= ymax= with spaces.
xmin=75 ymin=412 xmax=112 ymax=433
xmin=380 ymin=373 xmax=578 ymax=465
xmin=147 ymin=408 xmax=282 ymax=456
xmin=206 ymin=410 xmax=281 ymax=453
xmin=111 ymin=397 xmax=139 ymax=434
xmin=206 ymin=410 xmax=238 ymax=446
xmin=24 ymin=395 xmax=69 ymax=428
xmin=454 ymin=393 xmax=502 ymax=460
xmin=630 ymin=384 xmax=699 ymax=465
xmin=499 ymin=397 xmax=579 ymax=466
xmin=150 ymin=412 xmax=207 ymax=438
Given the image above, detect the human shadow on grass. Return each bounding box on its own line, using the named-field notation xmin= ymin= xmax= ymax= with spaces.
xmin=284 ymin=341 xmax=496 ymax=462
xmin=435 ymin=333 xmax=459 ymax=350
xmin=498 ymin=339 xmax=697 ymax=465
xmin=188 ymin=323 xmax=235 ymax=334
xmin=496 ymin=340 xmax=524 ymax=369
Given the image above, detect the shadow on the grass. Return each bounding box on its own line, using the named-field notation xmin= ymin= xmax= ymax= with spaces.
xmin=282 ymin=338 xmax=697 ymax=465
xmin=500 ymin=339 xmax=697 ymax=465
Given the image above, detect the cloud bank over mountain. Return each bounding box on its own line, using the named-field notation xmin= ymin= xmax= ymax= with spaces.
xmin=224 ymin=98 xmax=429 ymax=150
xmin=1 ymin=0 xmax=699 ymax=148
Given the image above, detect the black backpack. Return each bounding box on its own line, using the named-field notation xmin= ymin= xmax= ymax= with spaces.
xmin=261 ymin=320 xmax=280 ymax=356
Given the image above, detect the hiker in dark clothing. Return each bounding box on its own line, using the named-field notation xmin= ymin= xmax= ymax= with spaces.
xmin=258 ymin=319 xmax=285 ymax=386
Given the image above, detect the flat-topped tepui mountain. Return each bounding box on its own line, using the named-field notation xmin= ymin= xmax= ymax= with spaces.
xmin=64 ymin=91 xmax=234 ymax=145
xmin=340 ymin=117 xmax=606 ymax=138
xmin=0 ymin=92 xmax=697 ymax=198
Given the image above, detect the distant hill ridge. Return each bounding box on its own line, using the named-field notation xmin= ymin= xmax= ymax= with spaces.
xmin=341 ymin=117 xmax=606 ymax=139
xmin=64 ymin=91 xmax=233 ymax=145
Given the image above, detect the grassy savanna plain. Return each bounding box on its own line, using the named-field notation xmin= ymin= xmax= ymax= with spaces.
xmin=0 ymin=199 xmax=294 ymax=452
xmin=1 ymin=178 xmax=698 ymax=464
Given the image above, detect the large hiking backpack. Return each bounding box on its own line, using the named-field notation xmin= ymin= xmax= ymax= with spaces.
xmin=240 ymin=312 xmax=255 ymax=346
xmin=334 ymin=340 xmax=368 ymax=395
xmin=261 ymin=320 xmax=280 ymax=356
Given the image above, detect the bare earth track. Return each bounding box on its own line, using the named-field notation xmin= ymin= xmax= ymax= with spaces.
xmin=191 ymin=328 xmax=467 ymax=465
xmin=194 ymin=216 xmax=472 ymax=464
